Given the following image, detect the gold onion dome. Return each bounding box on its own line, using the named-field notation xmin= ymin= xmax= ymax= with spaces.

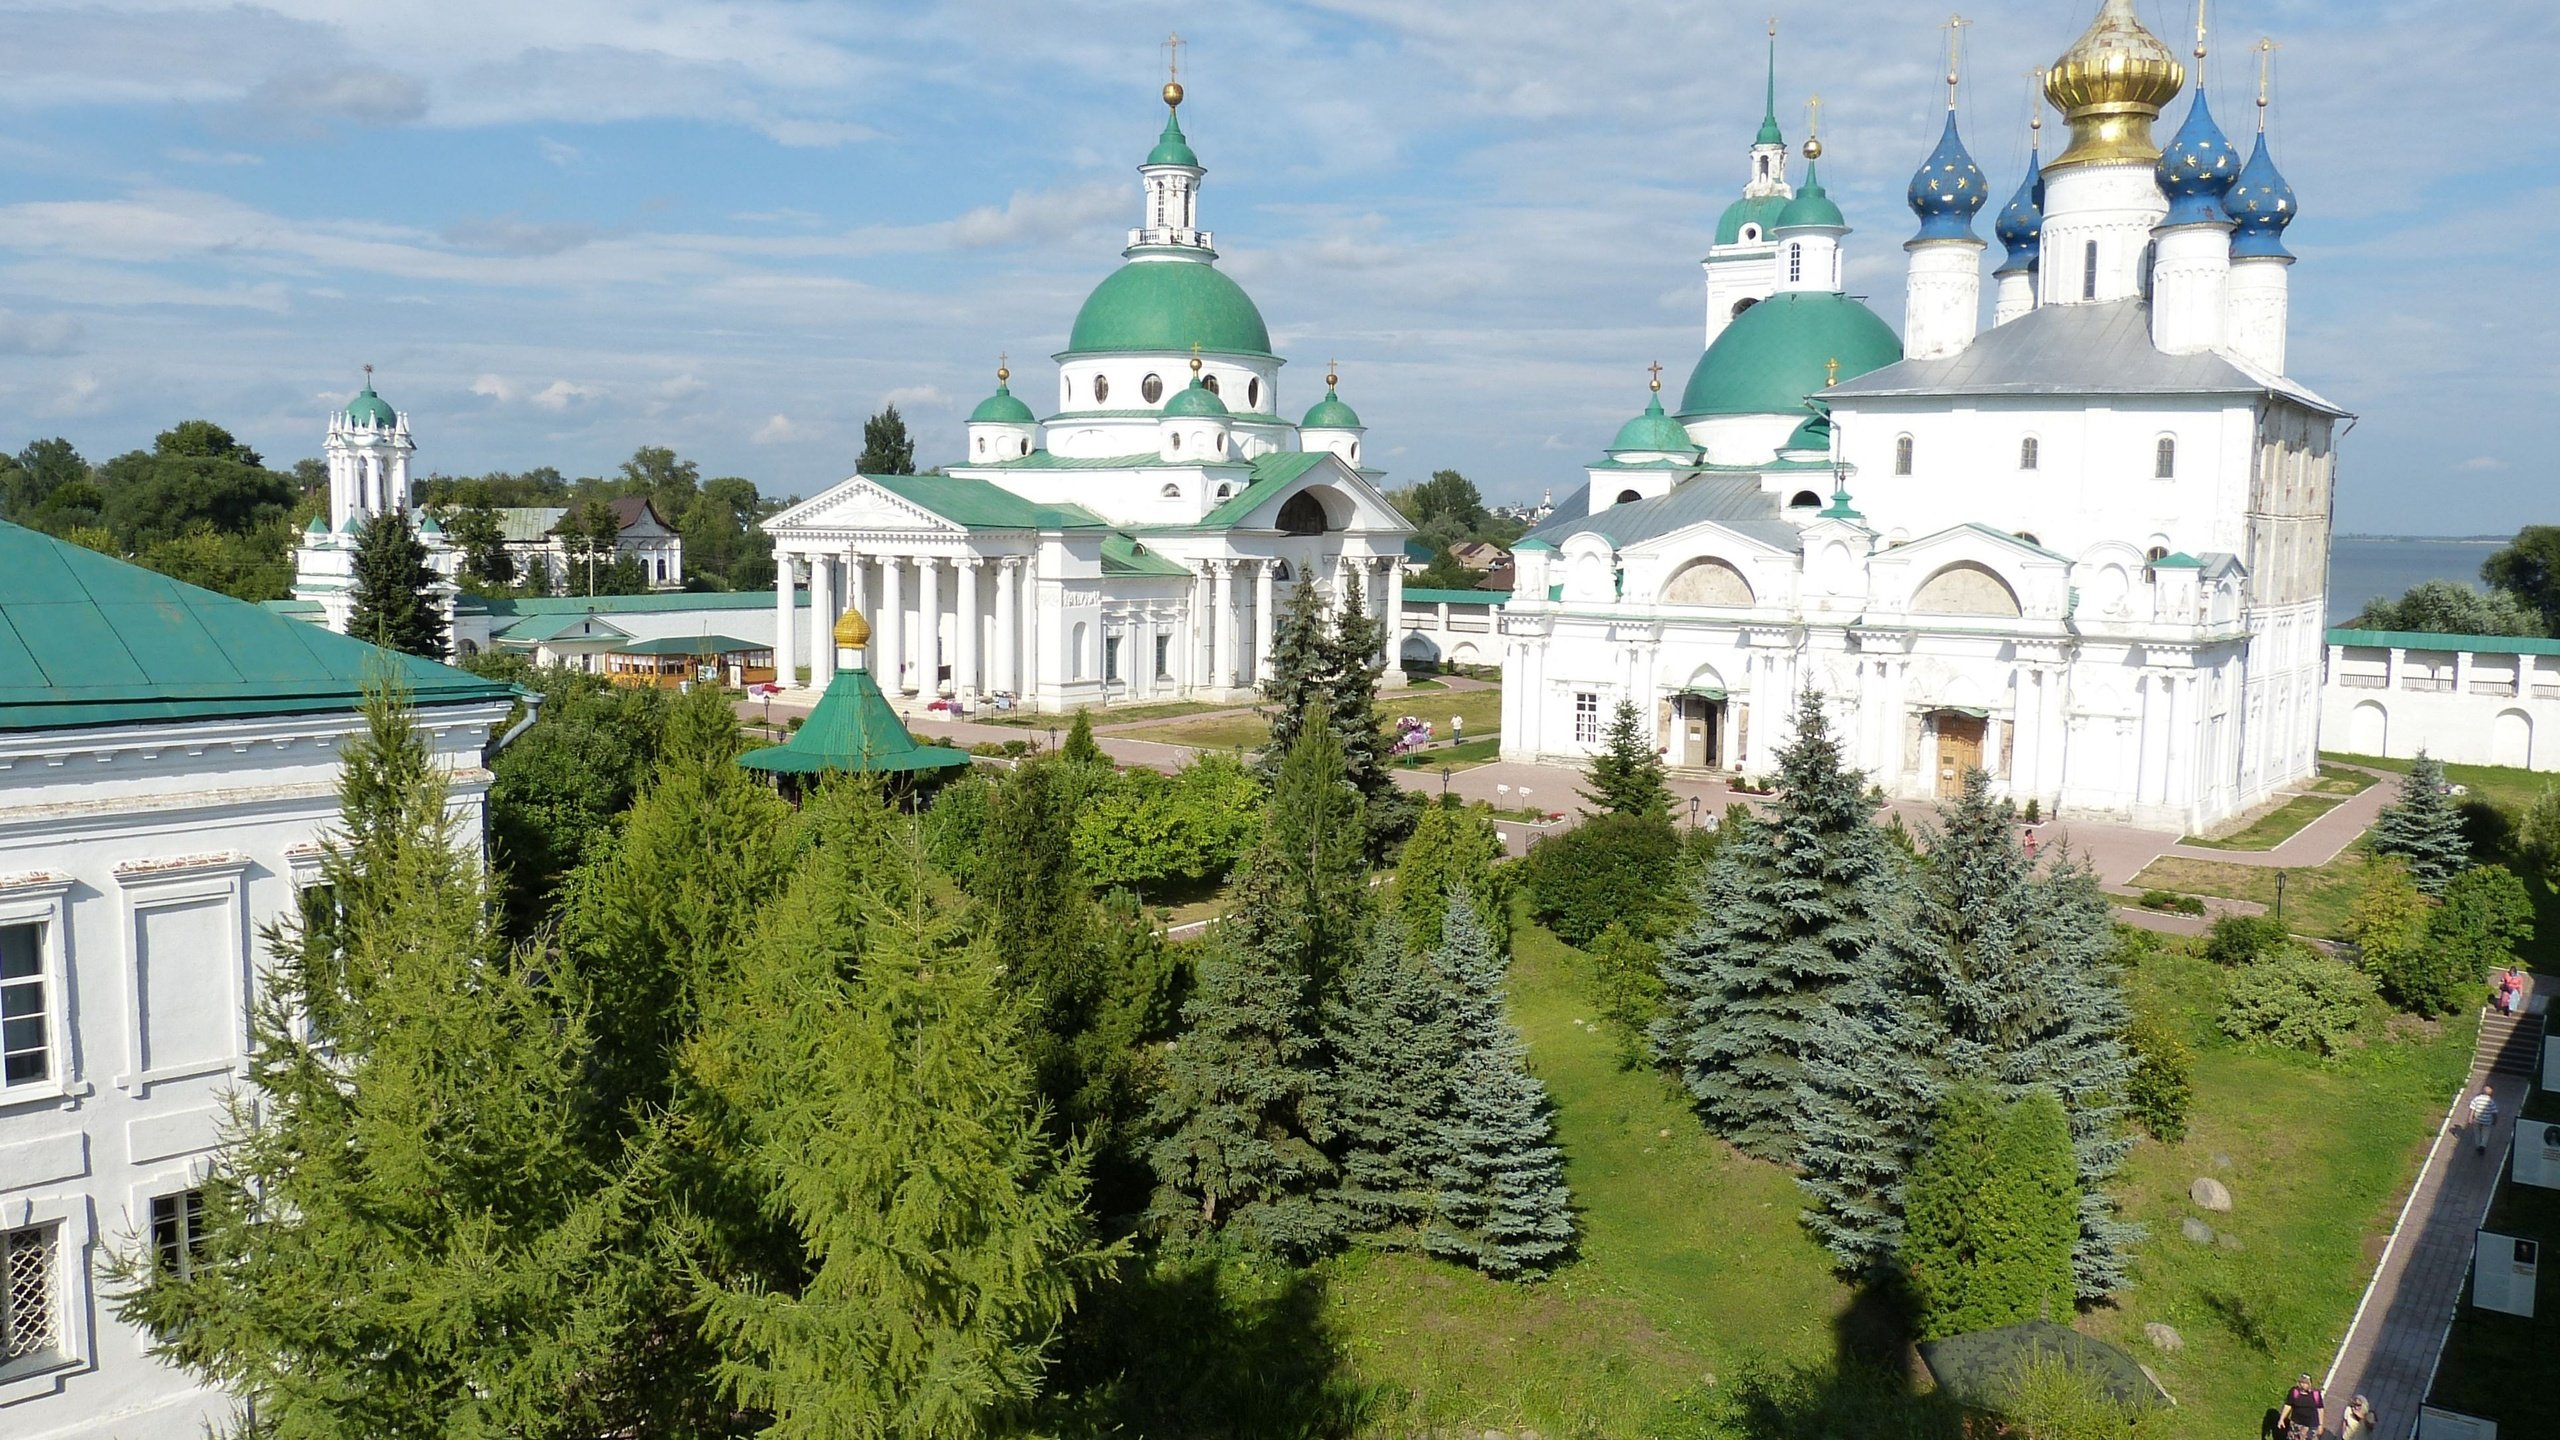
xmin=2043 ymin=0 xmax=2186 ymax=171
xmin=833 ymin=606 xmax=872 ymax=649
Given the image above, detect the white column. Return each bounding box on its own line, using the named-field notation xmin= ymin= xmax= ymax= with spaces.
xmin=1253 ymin=561 xmax=1276 ymax=688
xmin=880 ymin=554 xmax=905 ymax=696
xmin=1382 ymin=559 xmax=1407 ymax=680
xmin=995 ymin=558 xmax=1021 ymax=697
xmin=1131 ymin=613 xmax=1153 ymax=699
xmin=956 ymin=556 xmax=983 ymax=697
xmin=773 ymin=551 xmax=797 ymax=689
xmin=915 ymin=556 xmax=941 ymax=695
xmin=1212 ymin=560 xmax=1238 ymax=691
xmin=808 ymin=550 xmax=835 ymax=690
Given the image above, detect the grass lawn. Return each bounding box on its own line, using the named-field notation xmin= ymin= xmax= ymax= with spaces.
xmin=2325 ymin=750 xmax=2553 ymax=817
xmin=1325 ymin=920 xmax=1851 ymax=1435
xmin=1121 ymin=684 xmax=1506 ymax=756
xmin=2310 ymin=763 xmax=2381 ymax=798
xmin=1394 ymin=735 xmax=1503 ymax=774
xmin=2086 ymin=940 xmax=2482 ymax=1433
xmin=977 ymin=698 xmax=1226 ymax=728
xmin=2182 ymin=792 xmax=2345 ymax=850
xmin=2428 ymin=1088 xmax=2560 ymax=1438
xmin=2129 ymin=848 xmax=2372 ymax=938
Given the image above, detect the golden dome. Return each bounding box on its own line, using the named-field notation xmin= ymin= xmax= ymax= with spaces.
xmin=833 ymin=606 xmax=872 ymax=649
xmin=2043 ymin=0 xmax=2186 ymax=172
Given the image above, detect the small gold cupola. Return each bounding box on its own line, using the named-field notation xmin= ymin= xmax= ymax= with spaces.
xmin=833 ymin=605 xmax=872 ymax=652
xmin=2043 ymin=0 xmax=2186 ymax=172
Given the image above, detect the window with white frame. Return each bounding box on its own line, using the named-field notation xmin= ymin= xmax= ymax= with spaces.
xmin=2 ymin=1223 xmax=62 ymax=1375
xmin=1573 ymin=691 xmax=1602 ymax=744
xmin=1104 ymin=635 xmax=1122 ymax=684
xmin=1787 ymin=243 xmax=1803 ymax=283
xmin=1894 ymin=435 xmax=1915 ymax=476
xmin=152 ymin=1191 xmax=208 ymax=1279
xmin=1 ymin=922 xmax=48 ymax=1090
xmin=2019 ymin=436 xmax=2040 ymax=471
xmin=2155 ymin=436 xmax=2177 ymax=479
xmin=1154 ymin=634 xmax=1173 ymax=679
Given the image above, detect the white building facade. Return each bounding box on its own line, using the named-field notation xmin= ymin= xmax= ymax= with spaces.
xmin=1 ymin=522 xmax=512 ymax=1439
xmin=1502 ymin=0 xmax=2342 ymax=834
xmin=2324 ymin=630 xmax=2560 ymax=772
xmin=288 ymin=372 xmax=464 ymax=646
xmin=763 ymin=81 xmax=1415 ymax=710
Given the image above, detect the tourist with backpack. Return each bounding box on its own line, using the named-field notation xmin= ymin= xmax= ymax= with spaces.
xmin=2278 ymin=1374 xmax=2324 ymax=1440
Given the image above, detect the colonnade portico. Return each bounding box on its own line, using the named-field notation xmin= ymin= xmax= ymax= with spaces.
xmin=775 ymin=546 xmax=1037 ymax=701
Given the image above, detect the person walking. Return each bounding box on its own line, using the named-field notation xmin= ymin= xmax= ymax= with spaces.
xmin=2278 ymin=1374 xmax=2325 ymax=1440
xmin=2340 ymin=1394 xmax=2380 ymax=1440
xmin=2469 ymin=1087 xmax=2501 ymax=1155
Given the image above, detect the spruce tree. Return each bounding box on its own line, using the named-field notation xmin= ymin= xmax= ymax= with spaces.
xmin=1061 ymin=707 xmax=1104 ymax=765
xmin=1901 ymin=1085 xmax=2079 ymax=1340
xmin=347 ymin=508 xmax=448 ymax=657
xmin=2371 ymin=751 xmax=2471 ymax=894
xmin=1258 ymin=573 xmax=1413 ymax=855
xmin=1425 ymin=892 xmax=1575 ymax=1278
xmin=1259 ymin=579 xmax=1333 ymax=761
xmin=1394 ymin=796 xmax=1511 ymax=956
xmin=1323 ymin=917 xmax=1458 ymax=1240
xmin=1654 ymin=690 xmax=1915 ymax=1158
xmin=112 ymin=683 xmax=651 ymax=1436
xmin=686 ymin=817 xmax=1103 ymax=1438
xmin=1148 ymin=703 xmax=1367 ymax=1255
xmin=1581 ymin=697 xmax=1672 ymax=819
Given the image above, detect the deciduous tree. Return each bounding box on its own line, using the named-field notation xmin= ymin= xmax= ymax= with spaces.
xmin=860 ymin=405 xmax=918 ymax=475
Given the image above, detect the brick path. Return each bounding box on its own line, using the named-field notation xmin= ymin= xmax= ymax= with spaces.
xmin=2319 ymin=975 xmax=2537 ymax=1440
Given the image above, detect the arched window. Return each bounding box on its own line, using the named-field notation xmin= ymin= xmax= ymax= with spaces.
xmin=1894 ymin=435 xmax=1914 ymax=476
xmin=1202 ymin=374 xmax=1220 ymax=396
xmin=974 ymin=436 xmax=985 ymax=457
xmin=1732 ymin=297 xmax=1757 ymax=319
xmin=2014 ymin=531 xmax=2040 ymax=546
xmin=1159 ymin=482 xmax=1181 ymax=498
xmin=2155 ymin=436 xmax=2177 ymax=479
xmin=1277 ymin=491 xmax=1330 ymax=536
xmin=1169 ymin=431 xmax=1181 ymax=451
xmin=1214 ymin=433 xmax=1227 ymax=455
xmin=1788 ymin=243 xmax=1803 ymax=283
xmin=1349 ymin=441 xmax=1360 ymax=462
xmin=2082 ymin=240 xmax=2098 ymax=301
xmin=1061 ymin=377 xmax=1072 ymax=407
xmin=1246 ymin=377 xmax=1261 ymax=409
xmin=1740 ymin=225 xmax=1760 ymax=242
xmin=1141 ymin=373 xmax=1164 ymax=403
xmin=1214 ymin=483 xmax=1235 ymax=501
xmin=1019 ymin=438 xmax=1031 ymax=456
xmin=1788 ymin=490 xmax=1822 ymax=509
xmin=1093 ymin=374 xmax=1110 ymax=403
xmin=1615 ymin=489 xmax=1643 ymax=505
xmin=2019 ymin=437 xmax=2039 ymax=471
xmin=1757 ymin=156 xmax=1769 ymax=180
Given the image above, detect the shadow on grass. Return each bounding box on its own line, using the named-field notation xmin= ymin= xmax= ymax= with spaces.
xmin=1043 ymin=1241 xmax=1379 ymax=1440
xmin=1639 ymin=1277 xmax=1967 ymax=1439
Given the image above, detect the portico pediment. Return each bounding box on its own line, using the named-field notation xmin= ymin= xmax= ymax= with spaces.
xmin=768 ymin=478 xmax=969 ymax=537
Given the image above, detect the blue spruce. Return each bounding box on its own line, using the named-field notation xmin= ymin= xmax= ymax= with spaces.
xmin=1424 ymin=892 xmax=1575 ymax=1278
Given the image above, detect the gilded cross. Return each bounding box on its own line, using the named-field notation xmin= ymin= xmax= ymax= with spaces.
xmin=1825 ymin=356 xmax=1840 ymax=388
xmin=1163 ymin=31 xmax=1184 ymax=82
xmin=1806 ymin=93 xmax=1823 ymax=140
xmin=1646 ymin=360 xmax=1665 ymax=391
xmin=1943 ymin=14 xmax=1968 ymax=110
xmin=2255 ymin=37 xmax=2280 ymax=130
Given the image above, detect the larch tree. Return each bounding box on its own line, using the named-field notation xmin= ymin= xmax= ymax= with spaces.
xmin=346 ymin=508 xmax=448 ymax=657
xmin=1424 ymin=892 xmax=1575 ymax=1278
xmin=1581 ymin=697 xmax=1672 ymax=819
xmin=1654 ymin=690 xmax=1918 ymax=1159
xmin=2370 ymin=751 xmax=2471 ymax=894
xmin=1393 ymin=796 xmax=1511 ymax=956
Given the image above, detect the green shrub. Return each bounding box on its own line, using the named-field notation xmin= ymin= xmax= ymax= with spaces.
xmin=1585 ymin=920 xmax=1667 ymax=1062
xmin=2135 ymin=890 xmax=2205 ymax=916
xmin=2123 ymin=1012 xmax=2193 ymax=1142
xmin=2218 ymin=945 xmax=2376 ymax=1056
xmin=2408 ymin=863 xmax=2534 ymax=1016
xmin=1521 ymin=809 xmax=1683 ymax=945
xmin=2200 ymin=913 xmax=2288 ymax=967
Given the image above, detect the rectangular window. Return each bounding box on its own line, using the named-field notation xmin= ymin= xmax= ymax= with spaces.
xmin=1574 ymin=691 xmax=1602 ymax=745
xmin=151 ymin=1191 xmax=207 ymax=1279
xmin=0 ymin=923 xmax=46 ymax=1090
xmin=2082 ymin=240 xmax=2099 ymax=300
xmin=2 ymin=1224 xmax=62 ymax=1374
xmin=1154 ymin=634 xmax=1172 ymax=680
xmin=1104 ymin=636 xmax=1122 ymax=684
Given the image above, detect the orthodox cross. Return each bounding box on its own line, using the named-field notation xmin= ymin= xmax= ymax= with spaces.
xmin=1943 ymin=14 xmax=1968 ymax=109
xmin=1646 ymin=360 xmax=1665 ymax=392
xmin=2254 ymin=37 xmax=2280 ymax=131
xmin=1163 ymin=31 xmax=1184 ymax=83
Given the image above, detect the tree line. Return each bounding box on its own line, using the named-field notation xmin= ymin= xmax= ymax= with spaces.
xmin=2349 ymin=524 xmax=2560 ymax=637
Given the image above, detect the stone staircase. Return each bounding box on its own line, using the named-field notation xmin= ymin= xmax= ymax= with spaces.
xmin=2479 ymin=1005 xmax=2543 ymax=1078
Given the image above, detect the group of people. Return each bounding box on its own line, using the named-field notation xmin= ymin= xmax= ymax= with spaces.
xmin=2277 ymin=1376 xmax=2378 ymax=1440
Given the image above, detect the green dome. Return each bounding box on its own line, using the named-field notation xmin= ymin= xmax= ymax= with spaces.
xmin=1610 ymin=389 xmax=1698 ymax=454
xmin=969 ymin=379 xmax=1035 ymax=424
xmin=1773 ymin=162 xmax=1844 ymax=230
xmin=1065 ymin=258 xmax=1273 ymax=358
xmin=1146 ymin=109 xmax=1199 ymax=168
xmin=343 ymin=383 xmax=397 ymax=428
xmin=1162 ymin=377 xmax=1230 ymax=418
xmin=1302 ymin=385 xmax=1362 ymax=430
xmin=1677 ymin=291 xmax=1902 ymax=419
xmin=1715 ymin=193 xmax=1791 ymax=246
xmin=1782 ymin=412 xmax=1833 ymax=454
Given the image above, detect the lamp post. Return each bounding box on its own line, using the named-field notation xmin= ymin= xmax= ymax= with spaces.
xmin=2274 ymin=869 xmax=2288 ymax=924
xmin=1690 ymin=794 xmax=1701 ymax=829
xmin=1048 ymin=723 xmax=1059 ymax=754
xmin=1440 ymin=765 xmax=1452 ymax=795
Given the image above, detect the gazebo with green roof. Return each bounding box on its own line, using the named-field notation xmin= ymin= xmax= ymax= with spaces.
xmin=738 ymin=608 xmax=971 ymax=784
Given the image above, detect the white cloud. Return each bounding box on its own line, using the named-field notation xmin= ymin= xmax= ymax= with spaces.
xmin=43 ymin=370 xmax=105 ymax=418
xmin=241 ymin=66 xmax=430 ymax=131
xmin=538 ymin=137 xmax=581 ymax=167
xmin=881 ymin=385 xmax=948 ymax=412
xmin=655 ymin=373 xmax=710 ymax=401
xmin=529 ymin=380 xmax=597 ymax=411
xmin=469 ymin=374 xmax=516 ymax=402
xmin=0 ymin=309 xmax=82 ymax=356
xmin=752 ymin=413 xmax=801 ymax=444
xmin=439 ymin=215 xmax=599 ymax=258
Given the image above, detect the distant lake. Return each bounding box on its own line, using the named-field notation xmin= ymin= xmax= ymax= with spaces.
xmin=2326 ymin=537 xmax=2504 ymax=626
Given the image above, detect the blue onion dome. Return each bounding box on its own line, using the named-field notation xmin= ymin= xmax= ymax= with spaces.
xmin=969 ymin=371 xmax=1035 ymax=424
xmin=1994 ymin=149 xmax=2045 ymax=274
xmin=1774 ymin=161 xmax=1845 ymax=230
xmin=2227 ymin=132 xmax=2298 ymax=258
xmin=1906 ymin=112 xmax=1989 ymax=241
xmin=1162 ymin=375 xmax=1229 ymax=418
xmin=2156 ymin=89 xmax=2241 ymax=225
xmin=1610 ymin=386 xmax=1698 ymax=455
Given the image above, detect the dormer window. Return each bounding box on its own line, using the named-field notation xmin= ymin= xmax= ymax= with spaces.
xmin=1160 ymin=482 xmax=1181 ymax=498
xmin=1788 ymin=490 xmax=1821 ymax=509
xmin=1741 ymin=225 xmax=1760 ymax=242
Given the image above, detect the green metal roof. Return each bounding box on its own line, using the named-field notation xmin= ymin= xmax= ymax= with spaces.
xmin=613 ymin=634 xmax=760 ymax=656
xmin=978 ymin=449 xmax=1201 ymax=472
xmin=1401 ymin=588 xmax=1509 ymax=605
xmin=2327 ymin=627 xmax=2560 ymax=656
xmin=1100 ymin=534 xmax=1194 ymax=578
xmin=737 ymin=667 xmax=973 ymax=777
xmin=1772 ymin=161 xmax=1845 ymax=229
xmin=968 ymin=379 xmax=1036 ymax=424
xmin=1161 ymin=377 xmax=1230 ymax=418
xmin=1198 ymin=452 xmax=1331 ymax=528
xmin=342 ymin=383 xmax=397 ymax=428
xmin=861 ymin=473 xmax=1108 ymax=532
xmin=1510 ymin=537 xmax=1554 ymax=551
xmin=1609 ymin=389 xmax=1700 ymax=455
xmin=1677 ymin=290 xmax=1902 ymax=419
xmin=1145 ymin=108 xmax=1199 ymax=168
xmin=496 ymin=612 xmax=633 ymax=644
xmin=1065 ymin=257 xmax=1273 ymax=358
xmin=0 ymin=519 xmax=512 ymax=733
xmin=2149 ymin=551 xmax=2204 ymax=569
xmin=1714 ymin=193 xmax=1790 ymax=246
xmin=485 ymin=590 xmax=808 ymax=618
xmin=1302 ymin=385 xmax=1362 ymax=430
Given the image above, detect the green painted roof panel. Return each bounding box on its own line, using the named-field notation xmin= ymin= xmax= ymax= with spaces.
xmin=1677 ymin=290 xmax=1902 ymax=419
xmin=2327 ymin=627 xmax=2560 ymax=656
xmin=738 ymin=667 xmax=973 ymax=776
xmin=1065 ymin=257 xmax=1273 ymax=358
xmin=1198 ymin=452 xmax=1331 ymax=528
xmin=1100 ymin=534 xmax=1194 ymax=578
xmin=1400 ymin=588 xmax=1510 ymax=605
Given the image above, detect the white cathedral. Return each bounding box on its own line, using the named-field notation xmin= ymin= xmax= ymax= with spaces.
xmin=760 ymin=73 xmax=1415 ymax=710
xmin=1500 ymin=0 xmax=2340 ymax=834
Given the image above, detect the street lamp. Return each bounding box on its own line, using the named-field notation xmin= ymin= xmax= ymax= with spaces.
xmin=1048 ymin=724 xmax=1059 ymax=753
xmin=2274 ymin=869 xmax=2288 ymax=924
xmin=1440 ymin=765 xmax=1452 ymax=795
xmin=1690 ymin=794 xmax=1701 ymax=829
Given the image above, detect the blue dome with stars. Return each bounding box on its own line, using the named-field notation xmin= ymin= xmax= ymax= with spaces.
xmin=2227 ymin=132 xmax=2298 ymax=259
xmin=1994 ymin=149 xmax=2045 ymax=275
xmin=1906 ymin=112 xmax=1988 ymax=242
xmin=2156 ymin=89 xmax=2241 ymax=226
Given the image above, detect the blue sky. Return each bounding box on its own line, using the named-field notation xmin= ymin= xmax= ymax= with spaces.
xmin=0 ymin=0 xmax=2549 ymax=534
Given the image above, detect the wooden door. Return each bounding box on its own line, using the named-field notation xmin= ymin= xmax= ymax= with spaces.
xmin=1681 ymin=699 xmax=1709 ymax=769
xmin=1936 ymin=715 xmax=1985 ymax=799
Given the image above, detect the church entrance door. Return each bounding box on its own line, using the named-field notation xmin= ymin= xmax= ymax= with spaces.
xmin=1673 ymin=694 xmax=1725 ymax=770
xmin=1935 ymin=714 xmax=1986 ymax=799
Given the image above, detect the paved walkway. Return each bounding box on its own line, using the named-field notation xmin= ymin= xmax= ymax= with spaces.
xmin=2156 ymin=765 xmax=2397 ymax=870
xmin=2320 ymin=975 xmax=2539 ymax=1440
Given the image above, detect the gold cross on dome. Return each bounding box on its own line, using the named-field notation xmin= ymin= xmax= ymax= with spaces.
xmin=1943 ymin=14 xmax=1968 ymax=109
xmin=1825 ymin=356 xmax=1840 ymax=387
xmin=362 ymin=362 xmax=373 ymax=380
xmin=1646 ymin=360 xmax=1665 ymax=391
xmin=1807 ymin=93 xmax=1823 ymax=138
xmin=1163 ymin=31 xmax=1184 ymax=82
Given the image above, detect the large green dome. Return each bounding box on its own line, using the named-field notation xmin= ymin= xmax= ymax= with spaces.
xmin=1065 ymin=257 xmax=1273 ymax=358
xmin=1677 ymin=291 xmax=1901 ymax=419
xmin=342 ymin=383 xmax=397 ymax=428
xmin=1715 ymin=193 xmax=1790 ymax=246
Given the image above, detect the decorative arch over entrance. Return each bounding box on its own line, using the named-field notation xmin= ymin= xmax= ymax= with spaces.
xmin=1661 ymin=556 xmax=1754 ymax=607
xmin=1912 ymin=561 xmax=2023 ymax=618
